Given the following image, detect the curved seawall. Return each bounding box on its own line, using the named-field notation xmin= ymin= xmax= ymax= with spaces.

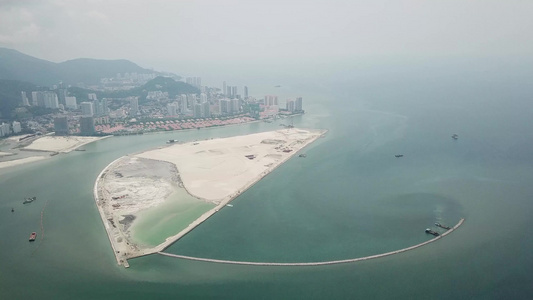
xmin=158 ymin=218 xmax=464 ymax=266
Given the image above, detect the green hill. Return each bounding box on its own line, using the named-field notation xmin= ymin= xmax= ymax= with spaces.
xmin=0 ymin=47 xmax=167 ymax=86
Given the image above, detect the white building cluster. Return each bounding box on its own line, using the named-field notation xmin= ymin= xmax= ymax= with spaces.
xmin=0 ymin=121 xmax=22 ymax=137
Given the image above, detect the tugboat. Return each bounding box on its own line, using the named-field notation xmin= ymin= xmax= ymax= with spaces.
xmin=435 ymin=222 xmax=451 ymax=230
xmin=29 ymin=232 xmax=37 ymax=242
xmin=425 ymin=228 xmax=439 ymax=236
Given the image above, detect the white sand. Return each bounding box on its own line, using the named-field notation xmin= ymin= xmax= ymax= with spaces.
xmin=136 ymin=128 xmax=325 ymax=202
xmin=0 ymin=156 xmax=48 ymax=169
xmin=24 ymin=136 xmax=108 ymax=153
xmin=0 ymin=152 xmax=13 ymax=156
xmin=94 ymin=128 xmax=327 ymax=266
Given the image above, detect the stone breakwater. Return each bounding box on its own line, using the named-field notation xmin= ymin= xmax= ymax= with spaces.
xmin=157 ymin=218 xmax=465 ymax=266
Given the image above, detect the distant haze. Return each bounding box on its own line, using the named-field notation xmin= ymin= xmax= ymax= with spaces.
xmin=1 ymin=0 xmax=532 ymax=81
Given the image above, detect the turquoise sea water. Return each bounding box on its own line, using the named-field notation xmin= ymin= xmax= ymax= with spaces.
xmin=1 ymin=59 xmax=533 ymax=299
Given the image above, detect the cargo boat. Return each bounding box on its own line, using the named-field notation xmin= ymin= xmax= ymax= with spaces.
xmin=29 ymin=232 xmax=36 ymax=241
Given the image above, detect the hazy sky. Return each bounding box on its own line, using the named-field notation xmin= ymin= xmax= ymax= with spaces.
xmin=1 ymin=0 xmax=532 ymax=76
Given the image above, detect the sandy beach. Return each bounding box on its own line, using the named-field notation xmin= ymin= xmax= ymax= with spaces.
xmin=94 ymin=128 xmax=327 ymax=266
xmin=0 ymin=135 xmax=110 ymax=169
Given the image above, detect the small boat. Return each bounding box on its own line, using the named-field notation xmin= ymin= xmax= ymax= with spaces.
xmin=395 ymin=154 xmax=404 ymax=158
xmin=435 ymin=222 xmax=451 ymax=230
xmin=299 ymin=154 xmax=307 ymax=158
xmin=29 ymin=232 xmax=37 ymax=242
xmin=226 ymin=204 xmax=233 ymax=207
xmin=425 ymin=228 xmax=439 ymax=236
xmin=23 ymin=196 xmax=37 ymax=204
xmin=11 ymin=208 xmax=14 ymax=212
xmin=452 ymin=134 xmax=458 ymax=140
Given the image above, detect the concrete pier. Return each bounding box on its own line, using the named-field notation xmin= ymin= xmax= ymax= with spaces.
xmin=157 ymin=218 xmax=465 ymax=266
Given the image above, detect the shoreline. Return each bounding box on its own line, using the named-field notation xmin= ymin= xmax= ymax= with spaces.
xmin=0 ymin=135 xmax=111 ymax=170
xmin=94 ymin=128 xmax=327 ymax=267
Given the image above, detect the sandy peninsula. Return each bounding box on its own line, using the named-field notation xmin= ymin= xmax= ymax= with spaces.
xmin=94 ymin=128 xmax=327 ymax=266
xmin=0 ymin=135 xmax=109 ymax=169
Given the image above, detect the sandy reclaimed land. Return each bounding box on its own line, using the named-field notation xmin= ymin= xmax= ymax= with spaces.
xmin=95 ymin=128 xmax=327 ymax=266
xmin=0 ymin=156 xmax=48 ymax=169
xmin=23 ymin=135 xmax=109 ymax=153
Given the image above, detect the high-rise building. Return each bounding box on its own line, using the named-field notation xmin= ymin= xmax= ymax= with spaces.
xmin=187 ymin=94 xmax=197 ymax=109
xmin=202 ymin=101 xmax=211 ymax=118
xmin=193 ymin=103 xmax=203 ymax=118
xmin=231 ymin=86 xmax=238 ymax=98
xmin=200 ymin=93 xmax=207 ymax=103
xmin=65 ymin=97 xmax=77 ymax=110
xmin=129 ymin=97 xmax=139 ymax=116
xmin=167 ymin=102 xmax=179 ymax=116
xmin=286 ymin=99 xmax=295 ymax=112
xmin=88 ymin=93 xmax=98 ymax=101
xmin=57 ymin=89 xmax=67 ymax=105
xmin=265 ymin=95 xmax=278 ymax=107
xmin=43 ymin=91 xmax=59 ymax=109
xmin=223 ymin=81 xmax=227 ymax=96
xmin=243 ymin=86 xmax=248 ymax=99
xmin=295 ymin=97 xmax=303 ymax=111
xmin=186 ymin=77 xmax=202 ymax=88
xmin=231 ymin=98 xmax=240 ymax=113
xmin=80 ymin=102 xmax=94 ymax=116
xmin=31 ymin=91 xmax=40 ymax=106
xmin=218 ymin=99 xmax=231 ymax=114
xmin=12 ymin=121 xmax=21 ymax=134
xmin=79 ymin=116 xmax=95 ymax=136
xmin=179 ymin=94 xmax=188 ymax=113
xmin=21 ymin=92 xmax=30 ymax=106
xmin=54 ymin=117 xmax=69 ymax=135
xmin=0 ymin=123 xmax=10 ymax=137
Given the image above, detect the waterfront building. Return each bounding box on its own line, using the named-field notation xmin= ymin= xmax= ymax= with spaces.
xmin=54 ymin=116 xmax=69 ymax=135
xmin=80 ymin=102 xmax=94 ymax=116
xmin=231 ymin=98 xmax=240 ymax=113
xmin=286 ymin=99 xmax=296 ymax=112
xmin=65 ymin=96 xmax=77 ymax=110
xmin=218 ymin=99 xmax=231 ymax=114
xmin=202 ymin=101 xmax=211 ymax=118
xmin=295 ymin=97 xmax=303 ymax=111
xmin=179 ymin=94 xmax=188 ymax=113
xmin=265 ymin=95 xmax=278 ymax=107
xmin=79 ymin=116 xmax=95 ymax=135
xmin=193 ymin=103 xmax=203 ymax=118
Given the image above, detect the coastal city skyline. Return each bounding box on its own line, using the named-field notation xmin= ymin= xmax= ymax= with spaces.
xmin=1 ymin=1 xmax=533 ymax=299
